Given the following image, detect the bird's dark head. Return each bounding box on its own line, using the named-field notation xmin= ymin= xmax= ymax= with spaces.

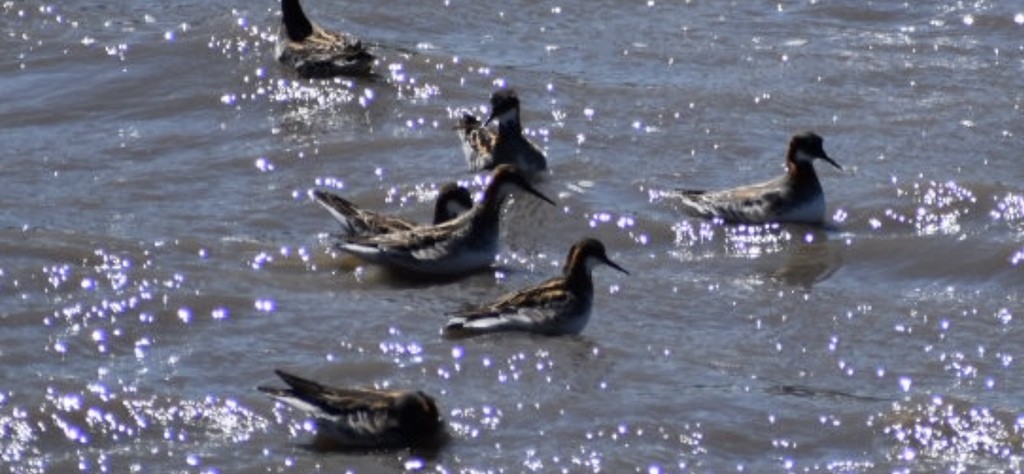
xmin=395 ymin=391 xmax=443 ymax=436
xmin=789 ymin=132 xmax=841 ymax=170
xmin=565 ymin=238 xmax=630 ymax=276
xmin=485 ymin=89 xmax=521 ymax=125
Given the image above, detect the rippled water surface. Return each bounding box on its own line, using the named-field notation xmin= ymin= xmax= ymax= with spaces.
xmin=2 ymin=0 xmax=1023 ymax=472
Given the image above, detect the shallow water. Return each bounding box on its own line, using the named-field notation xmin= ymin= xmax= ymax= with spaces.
xmin=1 ymin=0 xmax=1023 ymax=472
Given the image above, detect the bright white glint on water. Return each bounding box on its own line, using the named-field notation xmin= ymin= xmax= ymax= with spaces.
xmin=4 ymin=0 xmax=1023 ymax=471
xmin=254 ymin=299 xmax=275 ymax=312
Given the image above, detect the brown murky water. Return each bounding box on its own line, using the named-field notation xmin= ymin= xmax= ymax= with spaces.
xmin=2 ymin=1 xmax=1023 ymax=472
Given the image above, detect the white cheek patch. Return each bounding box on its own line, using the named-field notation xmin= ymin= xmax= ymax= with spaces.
xmin=496 ymin=107 xmax=518 ymax=124
xmin=793 ymin=150 xmax=818 ymax=164
xmin=446 ymin=200 xmax=471 ymax=218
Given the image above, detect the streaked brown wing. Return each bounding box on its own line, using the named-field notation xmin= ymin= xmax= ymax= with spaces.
xmin=315 ymin=191 xmax=417 ymax=236
xmin=264 ymin=370 xmax=391 ymax=416
xmin=345 ymin=212 xmax=467 ymax=250
xmin=453 ymin=277 xmax=571 ymax=321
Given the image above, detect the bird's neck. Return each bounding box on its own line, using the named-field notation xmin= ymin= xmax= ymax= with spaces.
xmin=281 ymin=0 xmax=314 ymax=41
xmin=562 ymin=255 xmax=594 ymax=295
xmin=497 ymin=113 xmax=523 ymax=135
xmin=470 ymin=190 xmax=506 ymax=231
xmin=786 ymin=152 xmax=821 ymax=186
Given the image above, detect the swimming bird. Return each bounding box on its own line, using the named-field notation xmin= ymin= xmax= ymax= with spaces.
xmin=312 ymin=183 xmax=473 ymax=239
xmin=455 ymin=89 xmax=548 ymax=174
xmin=666 ymin=132 xmax=842 ymax=224
xmin=276 ymin=0 xmax=374 ymax=78
xmin=335 ymin=165 xmax=555 ymax=277
xmin=443 ymin=238 xmax=629 ymax=337
xmin=258 ymin=369 xmax=444 ymax=449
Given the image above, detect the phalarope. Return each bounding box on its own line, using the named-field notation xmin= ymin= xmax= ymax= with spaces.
xmin=443 ymin=238 xmax=628 ymax=337
xmin=276 ymin=0 xmax=374 ymax=78
xmin=667 ymin=132 xmax=842 ymax=224
xmin=335 ymin=165 xmax=555 ymax=277
xmin=455 ymin=89 xmax=548 ymax=174
xmin=312 ymin=183 xmax=473 ymax=239
xmin=258 ymin=369 xmax=444 ymax=449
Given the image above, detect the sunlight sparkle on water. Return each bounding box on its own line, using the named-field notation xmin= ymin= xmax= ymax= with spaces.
xmin=254 ymin=299 xmax=275 ymax=312
xmin=404 ymin=457 xmax=426 ymax=470
xmin=4 ymin=1 xmax=1022 ymax=471
xmin=254 ymin=157 xmax=274 ymax=172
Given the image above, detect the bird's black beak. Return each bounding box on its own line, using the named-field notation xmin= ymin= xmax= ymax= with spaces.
xmin=604 ymin=256 xmax=630 ymax=275
xmin=518 ymin=178 xmax=556 ymax=206
xmin=819 ymin=153 xmax=843 ymax=171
